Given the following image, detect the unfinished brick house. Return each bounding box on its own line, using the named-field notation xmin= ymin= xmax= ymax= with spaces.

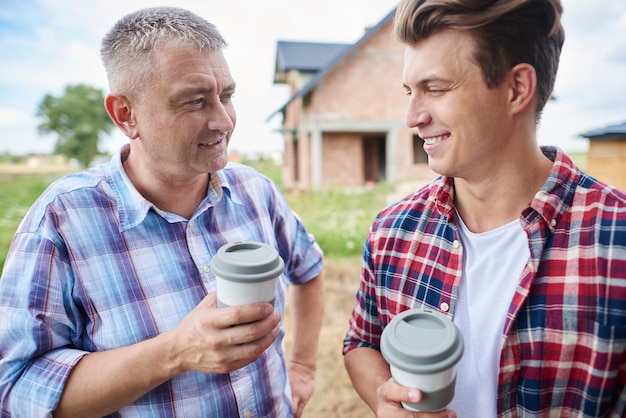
xmin=270 ymin=8 xmax=435 ymax=190
xmin=580 ymin=121 xmax=626 ymax=191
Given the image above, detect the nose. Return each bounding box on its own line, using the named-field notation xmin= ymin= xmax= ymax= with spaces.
xmin=405 ymin=95 xmax=431 ymax=128
xmin=207 ymin=102 xmax=235 ymax=132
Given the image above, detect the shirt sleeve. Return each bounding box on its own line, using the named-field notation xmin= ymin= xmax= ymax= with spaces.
xmin=343 ymin=237 xmax=384 ymax=355
xmin=0 ymin=230 xmax=87 ymax=416
xmin=267 ymin=178 xmax=323 ymax=286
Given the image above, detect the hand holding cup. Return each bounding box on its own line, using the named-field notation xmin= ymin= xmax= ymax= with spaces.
xmin=381 ymin=309 xmax=464 ymax=412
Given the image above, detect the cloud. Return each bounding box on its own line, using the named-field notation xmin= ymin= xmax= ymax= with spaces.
xmin=535 ymin=0 xmax=626 ymax=151
xmin=0 ymin=109 xmax=31 ymax=127
xmin=0 ymin=0 xmax=400 ymax=154
xmin=0 ymin=0 xmax=624 ymax=156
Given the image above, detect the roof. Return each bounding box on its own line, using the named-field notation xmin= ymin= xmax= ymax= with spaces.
xmin=580 ymin=121 xmax=626 ymax=140
xmin=268 ymin=7 xmax=397 ymax=121
xmin=274 ymin=41 xmax=351 ymax=74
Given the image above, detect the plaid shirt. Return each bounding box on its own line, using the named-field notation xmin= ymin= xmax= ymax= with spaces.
xmin=344 ymin=147 xmax=626 ymax=417
xmin=0 ymin=145 xmax=323 ymax=417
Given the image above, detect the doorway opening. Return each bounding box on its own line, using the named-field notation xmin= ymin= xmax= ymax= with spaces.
xmin=363 ymin=135 xmax=386 ymax=183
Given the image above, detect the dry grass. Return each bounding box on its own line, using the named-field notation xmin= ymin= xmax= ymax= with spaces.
xmin=284 ymin=256 xmax=373 ymax=418
xmin=0 ymin=163 xmax=75 ymax=174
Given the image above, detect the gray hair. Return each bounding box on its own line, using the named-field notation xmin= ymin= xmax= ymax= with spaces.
xmin=100 ymin=7 xmax=227 ymax=99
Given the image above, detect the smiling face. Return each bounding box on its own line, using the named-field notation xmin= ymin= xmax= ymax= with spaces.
xmin=129 ymin=42 xmax=236 ymax=181
xmin=403 ymin=29 xmax=513 ymax=181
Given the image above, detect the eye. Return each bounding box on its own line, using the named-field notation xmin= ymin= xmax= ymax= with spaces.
xmin=188 ymin=97 xmax=206 ymax=107
xmin=426 ymin=88 xmax=448 ymax=97
xmin=426 ymin=84 xmax=451 ymax=95
xmin=220 ymin=93 xmax=235 ymax=103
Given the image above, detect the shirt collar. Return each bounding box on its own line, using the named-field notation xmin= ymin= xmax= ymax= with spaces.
xmin=432 ymin=175 xmax=456 ymax=219
xmin=430 ymin=146 xmax=580 ymax=230
xmin=524 ymin=146 xmax=580 ymax=231
xmin=108 ymin=145 xmax=151 ymax=231
xmin=210 ymin=165 xmax=241 ymax=206
xmin=109 ymin=144 xmax=238 ymax=231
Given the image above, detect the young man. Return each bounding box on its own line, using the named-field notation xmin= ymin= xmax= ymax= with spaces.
xmin=343 ymin=0 xmax=626 ymax=417
xmin=0 ymin=7 xmax=324 ymax=417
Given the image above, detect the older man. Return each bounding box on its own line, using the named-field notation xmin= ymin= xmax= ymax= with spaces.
xmin=0 ymin=7 xmax=324 ymax=418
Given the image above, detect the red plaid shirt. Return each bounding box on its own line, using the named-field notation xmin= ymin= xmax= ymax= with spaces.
xmin=344 ymin=147 xmax=626 ymax=417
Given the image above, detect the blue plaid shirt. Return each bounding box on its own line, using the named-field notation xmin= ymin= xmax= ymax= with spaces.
xmin=0 ymin=145 xmax=323 ymax=417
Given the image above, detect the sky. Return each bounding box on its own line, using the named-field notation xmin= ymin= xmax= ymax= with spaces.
xmin=0 ymin=0 xmax=625 ymax=156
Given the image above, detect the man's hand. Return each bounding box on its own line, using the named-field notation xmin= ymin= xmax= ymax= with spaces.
xmin=288 ymin=360 xmax=316 ymax=418
xmin=54 ymin=292 xmax=280 ymax=418
xmin=376 ymin=378 xmax=456 ymax=418
xmin=171 ymin=291 xmax=281 ymax=374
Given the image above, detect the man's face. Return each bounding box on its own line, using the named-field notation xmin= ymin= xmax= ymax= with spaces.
xmin=130 ymin=42 xmax=236 ymax=181
xmin=402 ymin=29 xmax=512 ymax=181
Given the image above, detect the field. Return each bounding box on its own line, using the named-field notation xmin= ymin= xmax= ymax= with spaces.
xmin=284 ymin=256 xmax=372 ymax=417
xmin=0 ymin=167 xmax=73 ymax=270
xmin=0 ymin=161 xmax=408 ymax=417
xmin=235 ymin=160 xmax=391 ymax=416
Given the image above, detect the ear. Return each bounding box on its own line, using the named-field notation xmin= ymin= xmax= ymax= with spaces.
xmin=507 ymin=63 xmax=537 ymax=115
xmin=104 ymin=93 xmax=140 ymax=139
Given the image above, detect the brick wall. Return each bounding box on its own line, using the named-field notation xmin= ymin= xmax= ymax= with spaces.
xmin=587 ymin=139 xmax=626 ymax=190
xmin=281 ymin=18 xmax=438 ymax=190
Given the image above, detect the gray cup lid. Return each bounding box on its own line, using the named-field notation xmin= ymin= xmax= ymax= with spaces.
xmin=210 ymin=241 xmax=285 ymax=283
xmin=381 ymin=308 xmax=464 ymax=374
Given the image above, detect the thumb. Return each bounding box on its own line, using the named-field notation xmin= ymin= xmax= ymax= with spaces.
xmin=198 ymin=291 xmax=218 ymax=309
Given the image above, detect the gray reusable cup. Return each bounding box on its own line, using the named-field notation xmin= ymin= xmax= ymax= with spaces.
xmin=381 ymin=308 xmax=464 ymax=412
xmin=210 ymin=241 xmax=285 ymax=308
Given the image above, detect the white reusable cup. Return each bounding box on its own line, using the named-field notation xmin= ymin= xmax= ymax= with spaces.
xmin=210 ymin=241 xmax=285 ymax=308
xmin=381 ymin=308 xmax=464 ymax=412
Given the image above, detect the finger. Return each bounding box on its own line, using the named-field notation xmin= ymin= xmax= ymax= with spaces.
xmin=213 ymin=302 xmax=276 ymax=328
xmin=292 ymin=398 xmax=304 ymax=418
xmin=221 ymin=311 xmax=281 ymax=346
xmin=217 ymin=323 xmax=280 ymax=370
xmin=199 ymin=291 xmax=218 ymax=308
xmin=417 ymin=410 xmax=456 ymax=418
xmin=378 ymin=378 xmax=422 ymax=405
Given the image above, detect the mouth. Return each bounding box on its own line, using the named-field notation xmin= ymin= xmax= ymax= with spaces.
xmin=422 ymin=134 xmax=449 ymax=146
xmin=199 ymin=138 xmax=224 ymax=147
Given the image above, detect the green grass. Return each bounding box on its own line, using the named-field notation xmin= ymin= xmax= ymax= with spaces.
xmin=245 ymin=161 xmax=393 ymax=258
xmin=0 ymin=173 xmax=67 ymax=270
xmin=0 ymin=162 xmax=394 ymax=271
xmin=243 ymin=159 xmax=393 ymax=258
xmin=282 ymin=187 xmax=390 ymax=258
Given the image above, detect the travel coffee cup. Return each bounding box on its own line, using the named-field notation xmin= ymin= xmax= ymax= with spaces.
xmin=381 ymin=308 xmax=464 ymax=412
xmin=210 ymin=241 xmax=285 ymax=308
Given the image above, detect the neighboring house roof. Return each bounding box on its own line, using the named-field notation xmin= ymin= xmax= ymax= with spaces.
xmin=274 ymin=41 xmax=351 ymax=75
xmin=580 ymin=121 xmax=626 ymax=140
xmin=268 ymin=7 xmax=397 ymax=121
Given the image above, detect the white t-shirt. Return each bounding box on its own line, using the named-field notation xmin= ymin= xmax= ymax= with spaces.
xmin=448 ymin=215 xmax=529 ymax=417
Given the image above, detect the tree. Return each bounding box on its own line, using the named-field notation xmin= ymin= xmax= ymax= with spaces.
xmin=37 ymin=84 xmax=114 ymax=167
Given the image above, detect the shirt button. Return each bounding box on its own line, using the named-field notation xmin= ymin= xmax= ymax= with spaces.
xmin=453 ymin=240 xmax=461 ymax=249
xmin=550 ymin=219 xmax=556 ymax=227
xmin=188 ymin=221 xmax=194 ymax=228
xmin=245 ymin=412 xmax=251 ymax=418
xmin=440 ymin=302 xmax=450 ymax=312
xmin=203 ymin=266 xmax=209 ymax=273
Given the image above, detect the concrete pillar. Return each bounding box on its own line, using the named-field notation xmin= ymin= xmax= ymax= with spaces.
xmin=386 ymin=127 xmax=399 ymax=183
xmin=310 ymin=128 xmax=323 ymax=190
